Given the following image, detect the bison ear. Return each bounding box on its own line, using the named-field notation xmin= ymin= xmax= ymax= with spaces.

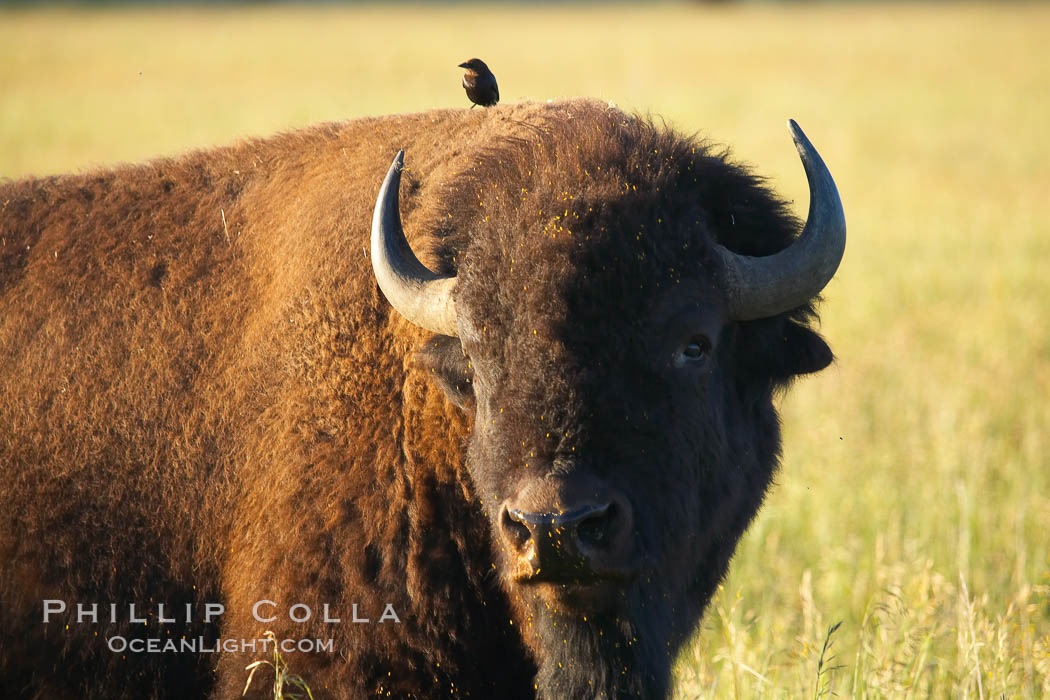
xmin=780 ymin=322 xmax=834 ymax=377
xmin=736 ymin=320 xmax=833 ymax=381
xmin=414 ymin=334 xmax=476 ymax=410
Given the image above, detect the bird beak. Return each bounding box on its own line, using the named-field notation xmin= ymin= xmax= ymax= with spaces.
xmin=457 ymin=62 xmax=469 ymax=69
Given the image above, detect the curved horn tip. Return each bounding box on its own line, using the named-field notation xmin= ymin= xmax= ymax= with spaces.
xmin=380 ymin=150 xmax=406 ymax=185
xmin=386 ymin=149 xmax=405 ymax=174
xmin=719 ymin=119 xmax=845 ymax=321
xmin=370 ymin=147 xmax=459 ymax=337
xmin=786 ymin=119 xmax=816 ymax=156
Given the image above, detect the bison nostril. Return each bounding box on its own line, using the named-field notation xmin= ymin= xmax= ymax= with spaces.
xmin=575 ymin=503 xmax=616 ymax=549
xmin=501 ymin=509 xmax=532 ymax=549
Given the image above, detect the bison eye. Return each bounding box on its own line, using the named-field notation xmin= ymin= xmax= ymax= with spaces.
xmin=676 ymin=335 xmax=711 ymax=367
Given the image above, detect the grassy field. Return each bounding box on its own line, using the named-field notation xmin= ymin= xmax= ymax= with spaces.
xmin=3 ymin=2 xmax=1049 ymax=697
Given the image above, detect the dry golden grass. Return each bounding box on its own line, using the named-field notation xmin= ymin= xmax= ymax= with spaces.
xmin=2 ymin=2 xmax=1049 ymax=697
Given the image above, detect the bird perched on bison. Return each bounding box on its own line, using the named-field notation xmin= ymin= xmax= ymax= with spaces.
xmin=458 ymin=57 xmax=499 ymax=107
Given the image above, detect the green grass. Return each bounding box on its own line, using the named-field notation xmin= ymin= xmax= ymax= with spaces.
xmin=3 ymin=2 xmax=1049 ymax=696
xmin=243 ymin=631 xmax=316 ymax=700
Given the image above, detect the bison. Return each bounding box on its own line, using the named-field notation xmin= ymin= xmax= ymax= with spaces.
xmin=0 ymin=99 xmax=844 ymax=699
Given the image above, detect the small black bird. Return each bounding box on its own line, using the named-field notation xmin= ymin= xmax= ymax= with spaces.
xmin=458 ymin=58 xmax=499 ymax=108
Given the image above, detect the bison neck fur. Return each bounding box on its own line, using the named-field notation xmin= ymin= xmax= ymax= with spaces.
xmin=0 ymin=99 xmax=832 ymax=699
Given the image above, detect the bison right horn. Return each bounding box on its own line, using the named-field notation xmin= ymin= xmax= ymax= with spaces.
xmin=370 ymin=151 xmax=459 ymax=337
xmin=717 ymin=120 xmax=847 ymax=321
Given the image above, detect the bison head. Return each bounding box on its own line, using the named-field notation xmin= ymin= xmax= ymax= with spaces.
xmin=371 ymin=110 xmax=844 ymax=698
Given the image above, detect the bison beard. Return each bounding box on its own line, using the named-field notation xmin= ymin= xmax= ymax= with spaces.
xmin=0 ymin=99 xmax=843 ymax=699
xmin=526 ymin=588 xmax=673 ymax=698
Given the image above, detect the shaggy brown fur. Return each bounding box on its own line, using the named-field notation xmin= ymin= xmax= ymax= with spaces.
xmin=0 ymin=99 xmax=834 ymax=699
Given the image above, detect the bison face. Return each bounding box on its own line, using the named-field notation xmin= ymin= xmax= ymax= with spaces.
xmin=452 ymin=279 xmax=739 ymax=609
xmin=371 ymin=119 xmax=844 ymax=698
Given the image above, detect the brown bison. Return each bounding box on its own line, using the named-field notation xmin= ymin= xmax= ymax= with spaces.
xmin=0 ymin=99 xmax=844 ymax=699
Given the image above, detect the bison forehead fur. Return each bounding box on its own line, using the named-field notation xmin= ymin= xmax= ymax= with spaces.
xmin=0 ymin=99 xmax=837 ymax=699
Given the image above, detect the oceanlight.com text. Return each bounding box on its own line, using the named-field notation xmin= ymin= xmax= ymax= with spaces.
xmin=106 ymin=636 xmax=334 ymax=654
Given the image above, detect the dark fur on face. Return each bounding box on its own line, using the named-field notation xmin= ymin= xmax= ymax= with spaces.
xmin=423 ymin=105 xmax=831 ymax=697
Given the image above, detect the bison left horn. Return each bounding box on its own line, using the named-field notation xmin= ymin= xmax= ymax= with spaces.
xmin=370 ymin=150 xmax=459 ymax=336
xmin=717 ymin=120 xmax=847 ymax=321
